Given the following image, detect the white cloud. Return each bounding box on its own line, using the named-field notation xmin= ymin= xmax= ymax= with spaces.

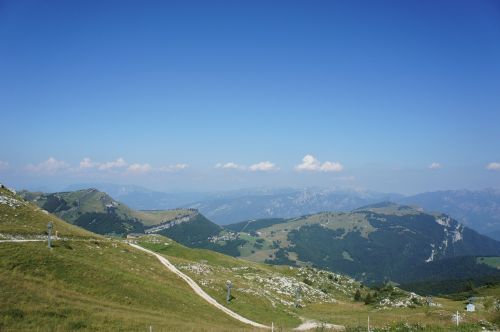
xmin=215 ymin=161 xmax=278 ymax=171
xmin=79 ymin=157 xmax=99 ymax=169
xmin=486 ymin=162 xmax=500 ymax=171
xmin=97 ymin=158 xmax=127 ymax=170
xmin=428 ymin=162 xmax=442 ymax=169
xmin=319 ymin=161 xmax=344 ymax=172
xmin=26 ymin=157 xmax=69 ymax=174
xmin=215 ymin=162 xmax=245 ymax=170
xmin=0 ymin=161 xmax=8 ymax=170
xmin=158 ymin=163 xmax=190 ymax=172
xmin=127 ymin=163 xmax=152 ymax=173
xmin=79 ymin=158 xmax=188 ymax=173
xmin=249 ymin=161 xmax=278 ymax=172
xmin=295 ymin=154 xmax=343 ymax=172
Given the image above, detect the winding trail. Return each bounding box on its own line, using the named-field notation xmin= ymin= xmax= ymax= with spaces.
xmin=128 ymin=243 xmax=270 ymax=330
xmin=1 ymin=238 xmax=344 ymax=330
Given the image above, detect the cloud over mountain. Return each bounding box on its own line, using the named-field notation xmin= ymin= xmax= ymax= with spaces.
xmin=158 ymin=163 xmax=189 ymax=172
xmin=249 ymin=161 xmax=278 ymax=172
xmin=215 ymin=162 xmax=244 ymax=170
xmin=127 ymin=163 xmax=152 ymax=173
xmin=26 ymin=157 xmax=69 ymax=174
xmin=295 ymin=155 xmax=343 ymax=172
xmin=215 ymin=161 xmax=278 ymax=172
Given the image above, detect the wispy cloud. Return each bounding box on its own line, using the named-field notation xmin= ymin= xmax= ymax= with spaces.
xmin=0 ymin=161 xmax=9 ymax=170
xmin=78 ymin=158 xmax=188 ymax=174
xmin=215 ymin=162 xmax=245 ymax=170
xmin=215 ymin=161 xmax=278 ymax=172
xmin=78 ymin=157 xmax=128 ymax=171
xmin=158 ymin=163 xmax=190 ymax=172
xmin=127 ymin=163 xmax=152 ymax=173
xmin=295 ymin=155 xmax=343 ymax=172
xmin=98 ymin=158 xmax=127 ymax=170
xmin=428 ymin=162 xmax=442 ymax=169
xmin=26 ymin=157 xmax=69 ymax=174
xmin=249 ymin=161 xmax=278 ymax=172
xmin=486 ymin=162 xmax=500 ymax=171
xmin=79 ymin=157 xmax=99 ymax=169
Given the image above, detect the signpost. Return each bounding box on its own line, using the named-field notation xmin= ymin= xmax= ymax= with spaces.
xmin=226 ymin=280 xmax=232 ymax=303
xmin=452 ymin=311 xmax=461 ymax=326
xmin=47 ymin=221 xmax=53 ymax=249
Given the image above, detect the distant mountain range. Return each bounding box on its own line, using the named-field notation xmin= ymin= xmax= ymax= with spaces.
xmin=399 ymin=188 xmax=500 ymax=240
xmin=191 ymin=188 xmax=500 ymax=241
xmin=187 ymin=188 xmax=404 ymax=225
xmin=67 ymin=184 xmax=500 ymax=240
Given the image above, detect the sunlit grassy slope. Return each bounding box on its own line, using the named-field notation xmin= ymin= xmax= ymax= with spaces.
xmin=0 ymin=187 xmax=94 ymax=238
xmin=0 ymin=187 xmax=253 ymax=331
xmin=138 ymin=235 xmax=500 ymax=331
xmin=0 ymin=241 xmax=253 ymax=331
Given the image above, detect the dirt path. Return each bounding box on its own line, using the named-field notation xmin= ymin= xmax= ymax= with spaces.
xmin=129 ymin=243 xmax=270 ymax=330
xmin=1 ymin=239 xmax=343 ymax=331
xmin=294 ymin=320 xmax=345 ymax=331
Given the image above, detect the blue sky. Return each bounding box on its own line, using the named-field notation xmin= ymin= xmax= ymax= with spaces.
xmin=1 ymin=0 xmax=499 ymax=194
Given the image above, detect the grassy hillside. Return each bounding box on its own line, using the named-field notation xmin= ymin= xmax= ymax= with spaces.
xmin=0 ymin=186 xmax=94 ymax=238
xmin=20 ymin=189 xmax=197 ymax=236
xmin=18 ymin=188 xmax=240 ymax=254
xmin=0 ymin=240 xmax=253 ymax=331
xmin=137 ymin=234 xmax=500 ymax=331
xmin=0 ymin=186 xmax=253 ymax=331
xmin=215 ymin=203 xmax=500 ymax=291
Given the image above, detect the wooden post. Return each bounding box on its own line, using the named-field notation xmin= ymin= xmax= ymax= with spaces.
xmin=47 ymin=221 xmax=53 ymax=248
xmin=226 ymin=280 xmax=232 ymax=303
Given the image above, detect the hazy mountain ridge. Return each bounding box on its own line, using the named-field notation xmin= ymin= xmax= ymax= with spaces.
xmin=70 ymin=185 xmax=500 ymax=241
xmin=399 ymin=188 xmax=500 ymax=240
xmin=216 ymin=203 xmax=500 ymax=291
xmin=187 ymin=188 xmax=404 ymax=225
xmin=65 ymin=183 xmax=211 ymax=210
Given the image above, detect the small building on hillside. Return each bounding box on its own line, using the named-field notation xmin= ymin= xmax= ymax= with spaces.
xmin=466 ymin=303 xmax=475 ymax=312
